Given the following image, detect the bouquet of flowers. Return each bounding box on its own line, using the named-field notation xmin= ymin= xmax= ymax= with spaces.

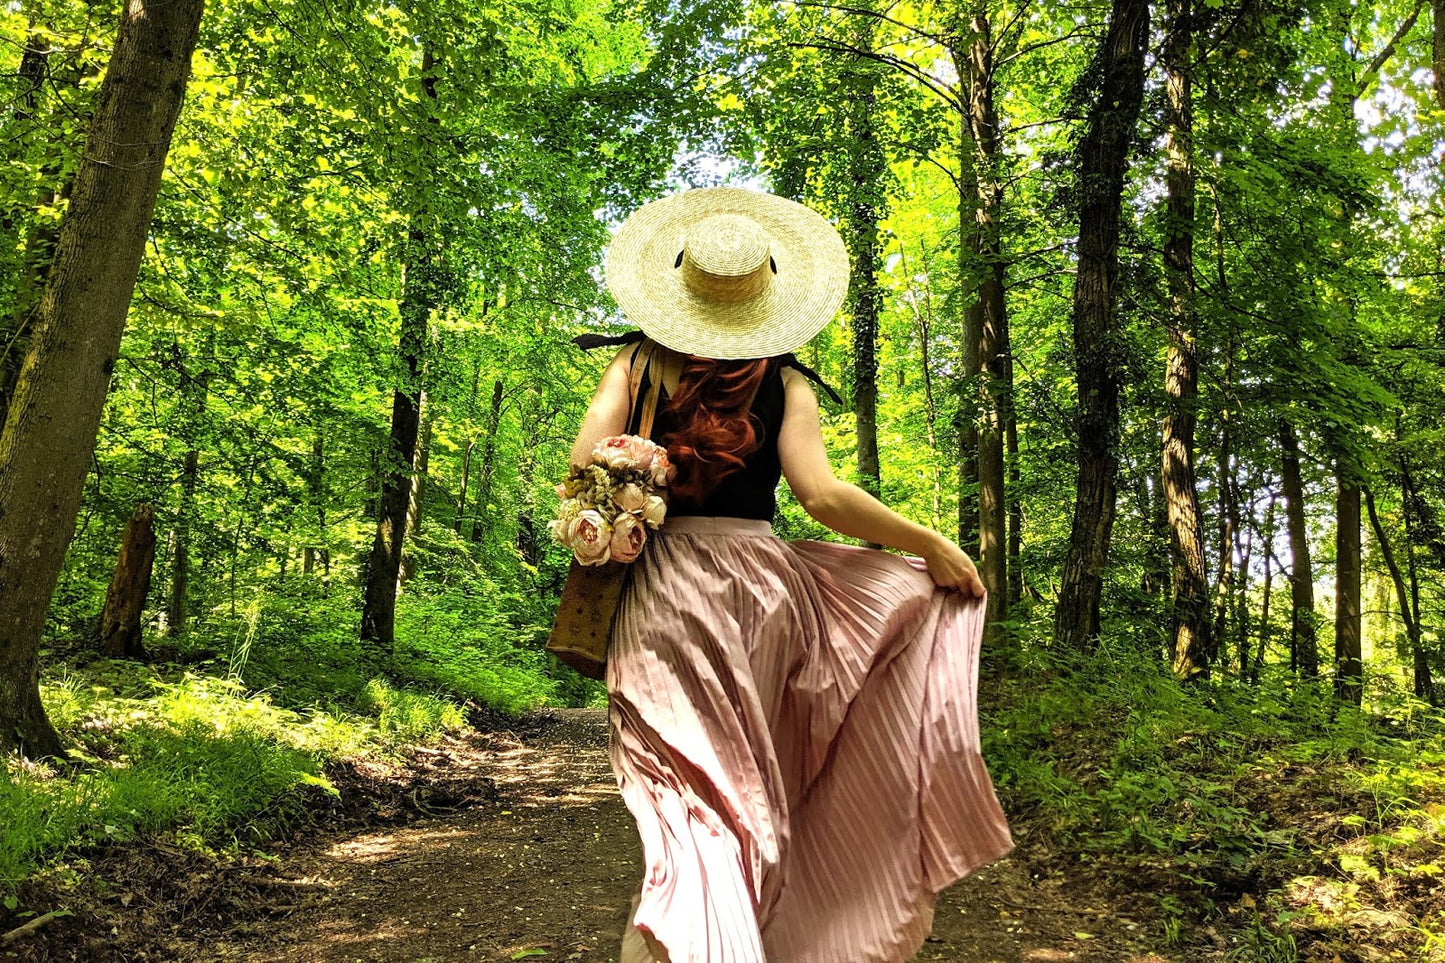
xmin=549 ymin=435 xmax=672 ymax=565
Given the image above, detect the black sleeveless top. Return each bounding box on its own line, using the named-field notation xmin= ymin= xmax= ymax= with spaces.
xmin=626 ymin=352 xmax=788 ymax=523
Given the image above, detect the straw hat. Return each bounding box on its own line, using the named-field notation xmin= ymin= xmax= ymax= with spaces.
xmin=604 ymin=187 xmax=850 ymax=360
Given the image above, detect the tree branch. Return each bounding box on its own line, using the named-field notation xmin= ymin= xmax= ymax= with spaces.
xmin=770 ymin=0 xmax=952 ymax=47
xmin=1358 ymin=0 xmax=1426 ymax=95
xmin=784 ymin=39 xmax=962 ymax=113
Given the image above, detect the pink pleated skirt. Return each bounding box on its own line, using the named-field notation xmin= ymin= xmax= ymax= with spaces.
xmin=605 ymin=515 xmax=1014 ymax=963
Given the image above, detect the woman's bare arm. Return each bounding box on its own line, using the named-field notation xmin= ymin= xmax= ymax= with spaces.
xmin=777 ymin=368 xmax=984 ymax=596
xmin=569 ymin=346 xmax=635 ymax=467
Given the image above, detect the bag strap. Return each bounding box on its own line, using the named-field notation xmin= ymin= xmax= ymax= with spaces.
xmin=626 ymin=340 xmax=657 ymax=437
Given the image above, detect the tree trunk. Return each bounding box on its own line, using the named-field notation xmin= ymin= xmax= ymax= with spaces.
xmin=1052 ymin=0 xmax=1150 ymax=651
xmin=1334 ymin=474 xmax=1362 ymax=704
xmin=303 ymin=430 xmax=324 ymax=577
xmin=359 ymin=45 xmax=443 ymax=666
xmin=953 ymin=68 xmax=980 ymax=550
xmin=0 ymin=0 xmax=204 ymax=758
xmin=1400 ymin=453 xmax=1438 ymax=702
xmin=456 ymin=440 xmax=475 ymax=534
xmin=1138 ymin=476 xmax=1169 ymax=603
xmin=1251 ymin=490 xmax=1278 ymax=683
xmin=1365 ymin=487 xmax=1429 ymax=702
xmin=398 ymin=394 xmax=432 ymax=590
xmin=1005 ymin=340 xmax=1022 ymax=608
xmin=99 ymin=503 xmax=156 ymax=659
xmin=1433 ymin=0 xmax=1444 ymax=109
xmin=1279 ymin=421 xmax=1319 ymax=678
xmin=1231 ymin=469 xmax=1252 ymax=676
xmin=167 ymin=448 xmax=199 ymax=636
xmin=1208 ymin=429 xmax=1237 ymax=667
xmin=843 ymin=8 xmax=884 ymax=504
xmin=454 ymin=355 xmax=482 ymax=534
xmin=1 ymin=10 xmax=76 ymax=430
xmin=472 ymin=378 xmax=505 ymax=543
xmin=967 ymin=6 xmax=1009 ymax=641
xmin=1161 ymin=0 xmax=1210 ymax=679
xmin=899 ymin=242 xmax=942 ymax=528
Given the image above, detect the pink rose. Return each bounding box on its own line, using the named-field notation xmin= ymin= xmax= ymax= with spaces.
xmin=570 ymin=509 xmax=612 ymax=565
xmin=650 ymin=448 xmax=673 ymax=488
xmin=642 ymin=495 xmax=667 ymax=529
xmin=614 ymin=483 xmax=648 ymax=513
xmin=609 ymin=512 xmax=648 ymax=563
xmin=593 ymin=435 xmax=637 ymax=471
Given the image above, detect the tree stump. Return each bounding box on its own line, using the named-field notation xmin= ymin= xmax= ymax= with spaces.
xmin=99 ymin=502 xmax=156 ymax=660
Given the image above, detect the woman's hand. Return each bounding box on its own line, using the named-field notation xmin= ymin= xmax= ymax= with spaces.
xmin=922 ymin=535 xmax=986 ymax=597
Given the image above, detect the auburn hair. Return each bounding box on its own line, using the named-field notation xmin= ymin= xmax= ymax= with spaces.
xmin=659 ymin=355 xmax=772 ymax=503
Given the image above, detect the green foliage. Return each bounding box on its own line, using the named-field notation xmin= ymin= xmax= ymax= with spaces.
xmin=0 ymin=657 xmax=477 ymax=897
xmin=985 ymin=640 xmax=1445 ymax=953
xmin=986 ymin=642 xmax=1445 ymax=881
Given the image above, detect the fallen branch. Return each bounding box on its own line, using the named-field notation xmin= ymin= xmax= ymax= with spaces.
xmin=1 ymin=910 xmax=69 ymax=945
xmin=249 ymin=877 xmax=335 ymax=892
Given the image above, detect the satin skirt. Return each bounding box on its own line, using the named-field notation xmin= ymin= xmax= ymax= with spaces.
xmin=606 ymin=516 xmax=1014 ymax=963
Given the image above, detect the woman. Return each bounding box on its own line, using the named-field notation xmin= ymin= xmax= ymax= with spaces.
xmin=566 ymin=187 xmax=1014 ymax=962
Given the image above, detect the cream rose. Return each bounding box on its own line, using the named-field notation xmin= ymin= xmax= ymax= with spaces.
xmin=642 ymin=494 xmax=667 ymax=529
xmin=570 ymin=509 xmax=612 ymax=565
xmin=614 ymin=483 xmax=648 ymax=513
xmin=609 ymin=512 xmax=648 ymax=563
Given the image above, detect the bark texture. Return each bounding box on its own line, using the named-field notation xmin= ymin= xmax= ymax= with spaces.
xmin=398 ymin=396 xmax=433 ymax=590
xmin=167 ymin=448 xmax=199 ymax=635
xmin=843 ymin=8 xmax=884 ymax=503
xmin=1051 ymin=0 xmax=1150 ymax=651
xmin=0 ymin=0 xmax=204 ymax=757
xmin=1435 ymin=0 xmax=1444 ymax=108
xmin=1161 ymin=0 xmax=1211 ymax=679
xmin=1279 ymin=422 xmax=1319 ymax=678
xmin=99 ymin=503 xmax=156 ymax=659
xmin=966 ymin=7 xmax=1009 ymax=640
xmin=1334 ymin=476 xmax=1362 ymax=704
xmin=952 ymin=57 xmax=980 ymax=549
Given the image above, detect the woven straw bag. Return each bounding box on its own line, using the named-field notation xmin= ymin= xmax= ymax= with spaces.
xmin=545 ymin=339 xmax=680 ymax=679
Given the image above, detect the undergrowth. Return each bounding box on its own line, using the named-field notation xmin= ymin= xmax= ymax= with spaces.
xmin=983 ymin=641 xmax=1445 ymax=959
xmin=5 ymin=568 xmax=596 ymax=902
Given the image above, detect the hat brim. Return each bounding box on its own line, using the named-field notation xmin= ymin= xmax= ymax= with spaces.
xmin=604 ymin=187 xmax=850 ymax=360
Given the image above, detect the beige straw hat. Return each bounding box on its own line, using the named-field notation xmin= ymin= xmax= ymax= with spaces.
xmin=604 ymin=187 xmax=850 ymax=360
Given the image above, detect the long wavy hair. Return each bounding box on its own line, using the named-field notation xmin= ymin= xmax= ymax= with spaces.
xmin=660 ymin=355 xmax=772 ymax=503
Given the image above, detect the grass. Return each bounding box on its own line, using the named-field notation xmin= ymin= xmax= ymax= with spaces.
xmin=4 ymin=577 xmax=583 ymax=902
xmin=982 ymin=642 xmax=1445 ymax=959
xmin=2 ymin=663 xmax=468 ymax=899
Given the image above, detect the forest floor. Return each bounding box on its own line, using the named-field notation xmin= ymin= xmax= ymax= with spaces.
xmin=11 ymin=707 xmax=1194 ymax=963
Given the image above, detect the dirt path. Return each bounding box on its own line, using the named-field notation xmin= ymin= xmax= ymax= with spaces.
xmin=149 ymin=710 xmax=1170 ymax=962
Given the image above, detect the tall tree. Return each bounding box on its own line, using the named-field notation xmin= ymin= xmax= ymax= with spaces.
xmin=1279 ymin=421 xmax=1319 ymax=678
xmin=841 ymin=6 xmax=886 ymax=502
xmin=1161 ymin=0 xmax=1211 ymax=679
xmin=965 ymin=5 xmax=1010 ymax=641
xmin=359 ymin=44 xmax=444 ymax=666
xmin=0 ymin=0 xmax=205 ymax=757
xmin=1436 ymin=0 xmax=1445 ymax=108
xmin=1335 ymin=469 xmax=1363 ymax=704
xmin=1052 ymin=0 xmax=1151 ymax=651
